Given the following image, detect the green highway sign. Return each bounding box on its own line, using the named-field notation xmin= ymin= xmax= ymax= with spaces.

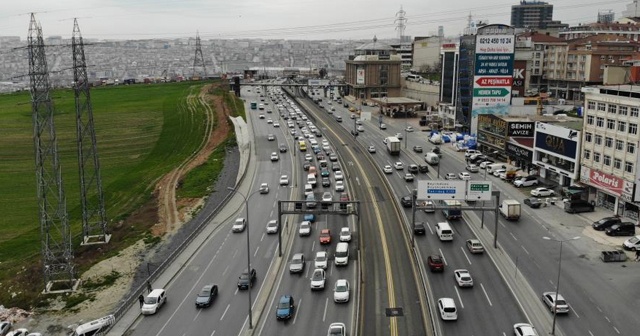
xmin=473 ymin=88 xmax=510 ymax=97
xmin=466 ymin=181 xmax=493 ymax=201
xmin=470 ymin=183 xmax=490 ymax=191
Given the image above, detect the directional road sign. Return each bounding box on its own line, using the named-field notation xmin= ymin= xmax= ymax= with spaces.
xmin=473 ymin=88 xmax=510 ymax=97
xmin=467 ymin=181 xmax=493 ymax=201
xmin=417 ymin=180 xmax=466 ymax=200
xmin=475 ymin=77 xmax=513 ymax=86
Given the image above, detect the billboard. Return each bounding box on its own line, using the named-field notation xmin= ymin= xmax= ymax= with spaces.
xmin=581 ymin=167 xmax=634 ymax=201
xmin=507 ymin=121 xmax=534 ymax=137
xmin=512 ymin=60 xmax=526 ymax=97
xmin=356 ymin=67 xmax=365 ymax=85
xmin=533 ymin=122 xmax=580 ymax=160
xmin=505 ymin=142 xmax=533 ymax=162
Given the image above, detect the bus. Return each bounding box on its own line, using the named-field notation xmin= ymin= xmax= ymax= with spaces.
xmin=250 ymin=101 xmax=257 ymax=109
xmin=440 ymin=200 xmax=462 ymax=220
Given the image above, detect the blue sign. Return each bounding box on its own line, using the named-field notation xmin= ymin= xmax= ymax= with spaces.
xmin=474 ymin=53 xmax=514 ymax=76
xmin=535 ymin=132 xmax=577 ymax=159
xmin=427 ymin=189 xmax=456 ymax=194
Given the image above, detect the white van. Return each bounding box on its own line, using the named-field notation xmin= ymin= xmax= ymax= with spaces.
xmin=486 ymin=163 xmax=506 ymax=174
xmin=335 ymin=242 xmax=349 ymax=266
xmin=70 ymin=314 xmax=115 ymax=336
xmin=307 ymin=174 xmax=317 ymax=187
xmin=435 ymin=222 xmax=453 ymax=241
xmin=304 ymin=183 xmax=313 ymax=195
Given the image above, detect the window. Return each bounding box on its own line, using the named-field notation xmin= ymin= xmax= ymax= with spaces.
xmin=625 ymin=161 xmax=633 ymax=173
xmin=605 ymin=137 xmax=613 ymax=147
xmin=618 ymin=121 xmax=627 ymax=132
xmin=594 ymin=135 xmax=603 ymax=145
xmin=614 ymin=158 xmax=622 ymax=170
xmin=632 ymin=107 xmax=639 ymax=117
xmin=584 ymin=150 xmax=591 ymax=160
xmin=587 ymin=115 xmax=594 ymax=125
xmin=607 ymin=119 xmax=615 ymax=129
xmin=604 ymin=155 xmax=611 ymax=166
xmin=535 ymin=60 xmax=540 ymax=66
xmin=585 ymin=132 xmax=593 ymax=142
xmin=628 ymin=142 xmax=636 ymax=154
xmin=608 ymin=104 xmax=618 ymax=114
xmin=630 ymin=123 xmax=638 ymax=135
xmin=616 ymin=139 xmax=624 ymax=150
xmin=594 ymin=152 xmax=601 ymax=162
xmin=596 ymin=117 xmax=604 ymax=127
xmin=597 ymin=103 xmax=606 ymax=111
xmin=619 ymin=106 xmax=628 ymax=116
xmin=587 ymin=101 xmax=596 ymax=110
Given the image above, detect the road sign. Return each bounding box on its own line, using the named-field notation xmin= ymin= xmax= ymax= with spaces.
xmin=473 ymin=88 xmax=510 ymax=97
xmin=417 ymin=181 xmax=466 ymax=200
xmin=475 ymin=77 xmax=513 ymax=86
xmin=467 ymin=181 xmax=493 ymax=201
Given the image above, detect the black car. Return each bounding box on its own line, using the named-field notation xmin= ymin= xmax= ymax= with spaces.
xmin=322 ymin=177 xmax=331 ymax=187
xmin=237 ymin=268 xmax=257 ymax=290
xmin=414 ymin=222 xmax=426 ymax=235
xmin=303 ymin=162 xmax=311 ymax=171
xmin=605 ymin=222 xmax=636 ymax=236
xmin=279 ymin=144 xmax=288 ymax=153
xmin=564 ymin=199 xmax=595 ymax=214
xmin=418 ymin=164 xmax=429 ymax=173
xmin=592 ymin=216 xmax=621 ymax=231
xmin=523 ymin=198 xmax=542 ymax=209
xmin=400 ymin=195 xmax=413 ymax=208
xmin=195 ymin=284 xmax=218 ymax=308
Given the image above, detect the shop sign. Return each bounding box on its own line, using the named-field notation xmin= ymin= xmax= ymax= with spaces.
xmin=505 ymin=143 xmax=533 ymax=161
xmin=507 ymin=122 xmax=534 ymax=137
xmin=535 ymin=132 xmax=577 ymax=159
xmin=581 ymin=167 xmax=634 ymax=198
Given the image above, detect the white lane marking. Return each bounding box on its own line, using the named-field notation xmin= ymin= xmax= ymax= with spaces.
xmin=439 ymin=248 xmax=448 ymax=265
xmin=521 ymin=245 xmax=530 ymax=255
xmin=356 ymin=177 xmax=361 ymax=186
xmin=260 ymin=232 xmax=265 ymax=242
xmin=461 ymin=248 xmax=472 ymax=265
xmin=587 ymin=331 xmax=595 ymax=336
xmin=293 ymin=298 xmax=302 ymax=324
xmin=480 ymin=283 xmax=493 ymax=306
xmin=220 ymin=304 xmax=230 ymax=320
xmin=605 ymin=316 xmax=610 ymax=323
xmin=427 ymin=222 xmax=435 ymax=235
xmin=510 ymin=232 xmax=518 ymax=241
xmin=209 ymin=330 xmax=216 ymax=336
xmin=194 ymin=307 xmax=201 ymax=321
xmin=454 ymin=286 xmax=464 ymax=309
xmin=613 ymin=327 xmax=620 ymax=334
xmin=223 ymin=264 xmax=230 ymax=276
xmin=570 ymin=304 xmax=580 ymax=318
xmin=323 ymin=297 xmax=329 ymax=321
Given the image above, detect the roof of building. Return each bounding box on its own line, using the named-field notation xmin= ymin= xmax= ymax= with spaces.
xmin=568 ymin=33 xmax=639 ymax=44
xmin=356 ymin=36 xmax=394 ymax=51
xmin=517 ymin=32 xmax=565 ymax=43
xmin=371 ymin=97 xmax=423 ymax=105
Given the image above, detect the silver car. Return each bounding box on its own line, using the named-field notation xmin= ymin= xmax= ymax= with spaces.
xmin=289 ymin=253 xmax=305 ymax=273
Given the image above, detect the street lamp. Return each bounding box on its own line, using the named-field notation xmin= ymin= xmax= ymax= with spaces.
xmin=437 ymin=154 xmax=442 ymax=178
xmin=542 ymin=236 xmax=580 ymax=335
xmin=227 ymin=186 xmax=261 ymax=329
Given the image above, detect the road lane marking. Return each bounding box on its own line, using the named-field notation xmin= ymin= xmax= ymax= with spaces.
xmin=510 ymin=232 xmax=518 ymax=241
xmin=220 ymin=304 xmax=230 ymax=320
xmin=293 ymin=298 xmax=302 ymax=324
xmin=613 ymin=327 xmax=620 ymax=334
xmin=260 ymin=232 xmax=265 ymax=242
xmin=439 ymin=248 xmax=448 ymax=265
xmin=461 ymin=248 xmax=472 ymax=265
xmin=194 ymin=307 xmax=201 ymax=321
xmin=521 ymin=245 xmax=530 ymax=255
xmin=480 ymin=283 xmax=493 ymax=306
xmin=209 ymin=330 xmax=216 ymax=336
xmin=427 ymin=223 xmax=435 ymax=235
xmin=356 ymin=176 xmax=361 ymax=186
xmin=254 ymin=245 xmax=260 ymax=257
xmin=223 ymin=264 xmax=230 ymax=276
xmin=323 ymin=297 xmax=329 ymax=321
xmin=454 ymin=286 xmax=464 ymax=308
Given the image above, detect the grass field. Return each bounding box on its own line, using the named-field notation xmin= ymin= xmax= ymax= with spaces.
xmin=0 ymin=81 xmax=234 ymax=307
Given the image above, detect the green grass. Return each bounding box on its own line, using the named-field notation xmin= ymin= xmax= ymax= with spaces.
xmin=0 ymin=81 xmax=223 ymax=307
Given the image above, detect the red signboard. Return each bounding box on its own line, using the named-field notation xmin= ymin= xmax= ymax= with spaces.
xmin=475 ymin=77 xmax=513 ymax=86
xmin=589 ymin=170 xmax=624 ymax=196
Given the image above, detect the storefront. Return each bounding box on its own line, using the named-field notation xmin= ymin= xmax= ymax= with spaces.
xmin=505 ymin=140 xmax=536 ymax=174
xmin=532 ymin=122 xmax=581 ymax=187
xmin=580 ymin=167 xmax=638 ymax=220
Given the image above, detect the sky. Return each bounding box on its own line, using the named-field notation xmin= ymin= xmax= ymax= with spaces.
xmin=0 ymin=0 xmax=632 ymax=41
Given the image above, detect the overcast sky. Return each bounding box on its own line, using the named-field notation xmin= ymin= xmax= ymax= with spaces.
xmin=0 ymin=0 xmax=631 ymax=41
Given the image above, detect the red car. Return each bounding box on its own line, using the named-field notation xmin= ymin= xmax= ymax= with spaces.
xmin=319 ymin=229 xmax=332 ymax=244
xmin=427 ymin=255 xmax=444 ymax=272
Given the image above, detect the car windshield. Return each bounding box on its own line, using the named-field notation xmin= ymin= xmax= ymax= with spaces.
xmin=316 ymin=255 xmax=326 ymax=262
xmin=277 ymin=299 xmax=290 ymax=309
xmin=555 ymin=299 xmax=566 ymax=305
xmin=336 ymin=284 xmax=347 ymax=292
xmin=630 ymin=237 xmax=640 ymax=243
xmin=144 ymin=296 xmax=157 ymax=304
xmin=198 ymin=288 xmax=211 ymax=297
xmin=329 ymin=326 xmax=343 ymax=334
xmin=240 ymin=272 xmax=250 ymax=280
xmin=292 ymin=256 xmax=302 ymax=263
xmin=312 ymin=271 xmax=323 ymax=280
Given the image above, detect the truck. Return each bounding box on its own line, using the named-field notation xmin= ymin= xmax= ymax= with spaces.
xmin=499 ymin=199 xmax=521 ymax=221
xmin=424 ymin=152 xmax=440 ymax=165
xmin=440 ymin=200 xmax=462 ymax=220
xmin=386 ymin=136 xmax=401 ymax=155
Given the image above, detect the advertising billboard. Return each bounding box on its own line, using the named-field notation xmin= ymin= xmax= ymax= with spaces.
xmin=507 ymin=121 xmax=535 ymax=137
xmin=505 ymin=142 xmax=533 ymax=162
xmin=581 ymin=167 xmax=634 ymax=200
xmin=533 ymin=122 xmax=580 ymax=160
xmin=512 ymin=60 xmax=526 ymax=97
xmin=356 ymin=67 xmax=365 ymax=85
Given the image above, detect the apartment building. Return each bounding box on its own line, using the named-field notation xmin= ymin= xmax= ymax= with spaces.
xmin=581 ymin=85 xmax=640 ymax=219
xmin=511 ymin=1 xmax=567 ymax=29
xmin=515 ymin=32 xmax=566 ymax=94
xmin=559 ymin=21 xmax=640 ymax=41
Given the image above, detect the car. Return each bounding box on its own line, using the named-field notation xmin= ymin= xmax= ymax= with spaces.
xmin=393 ymin=161 xmax=404 ymax=170
xmin=421 ymin=200 xmax=435 ymax=213
xmin=383 ymin=165 xmax=393 ymax=174
xmin=459 ymin=172 xmax=471 ymax=180
xmin=404 ymin=173 xmax=415 ymax=182
xmin=339 ymin=227 xmax=352 ymax=242
xmin=279 ymin=175 xmax=289 ymax=186
xmin=444 ymin=173 xmax=457 ymax=180
xmin=531 ymin=187 xmax=555 ymax=197
xmin=466 ymin=164 xmax=479 ymax=173
xmin=466 ymin=239 xmax=484 ymax=253
xmin=0 ymin=321 xmax=12 ymax=336
xmin=314 ymin=251 xmax=328 ymax=269
xmin=335 ymin=181 xmax=345 ymax=192
xmin=492 ymin=168 xmax=506 ymax=177
xmin=564 ymin=199 xmax=595 ymax=213
xmin=408 ymin=164 xmax=419 ymax=174
xmin=349 ymin=107 xmax=356 ymax=112
xmin=275 ymin=295 xmax=295 ymax=321
xmin=266 ymin=219 xmax=279 ymax=234
xmin=273 ymin=122 xmax=280 ymax=128
xmin=368 ymin=145 xmax=376 ymax=153
xmin=267 ymin=134 xmax=275 ymax=141
xmin=400 ymin=195 xmax=413 ymax=208
xmin=454 ymin=269 xmax=473 ymax=287
xmin=310 ymin=268 xmax=326 ymax=290
xmin=321 ymin=192 xmax=333 ymax=203
xmin=304 ymin=213 xmax=316 ymax=223
xmin=322 ymin=177 xmax=331 ymax=187
xmin=592 ymin=216 xmax=622 ymax=231
xmin=382 ymin=137 xmax=388 ymax=145
xmin=513 ymin=175 xmax=539 ymax=187
xmin=329 ymin=153 xmax=338 ymax=162
xmin=437 ymin=298 xmax=458 ymax=321
xmin=195 ymin=284 xmax=218 ymax=308
xmin=299 ymin=220 xmax=312 ymax=236
xmin=141 ymin=288 xmax=167 ymax=315
xmin=427 ymin=255 xmax=445 ymax=272
xmin=513 ymin=323 xmax=538 ymax=336
xmin=259 ymin=114 xmax=265 ymax=119
xmin=334 ymin=170 xmax=344 ymax=180
xmin=305 ymin=153 xmax=313 ymax=161
xmin=333 ymin=279 xmax=350 ymax=303
xmin=414 ymin=222 xmax=426 ymax=235
xmin=327 ymin=322 xmax=346 ymax=336
xmin=267 ymin=119 xmax=273 ymax=124
xmin=321 ymin=168 xmax=331 ymax=177
xmin=5 ymin=329 xmax=29 ymax=336
xmin=289 ymin=253 xmax=306 ymax=273
xmin=405 ymin=125 xmax=414 ymax=132
xmin=320 ymin=229 xmax=332 ymax=244
xmin=336 ymin=116 xmax=343 ymax=122
xmin=279 ymin=144 xmax=288 ymax=153
xmin=523 ymin=197 xmax=543 ymax=208
xmin=542 ymin=292 xmax=570 ymax=314
xmin=479 ymin=160 xmax=494 ymax=168
xmin=395 ymin=133 xmax=403 ymax=139
xmin=232 ymin=218 xmax=246 ymax=232
xmin=357 ymin=125 xmax=364 ymax=132
xmin=237 ymin=269 xmax=257 ymax=289
xmin=270 ymin=152 xmax=279 ymax=161
xmin=259 ymin=183 xmax=269 ymax=194
xmin=464 ymin=149 xmax=480 ymax=158
xmin=623 ymin=235 xmax=640 ymax=250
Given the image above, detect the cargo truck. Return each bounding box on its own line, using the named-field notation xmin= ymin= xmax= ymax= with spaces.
xmin=499 ymin=199 xmax=521 ymax=220
xmin=386 ymin=136 xmax=401 ymax=155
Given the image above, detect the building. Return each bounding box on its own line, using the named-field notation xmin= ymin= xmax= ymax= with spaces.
xmin=511 ymin=1 xmax=567 ymax=30
xmin=412 ymin=36 xmax=444 ymax=72
xmin=580 ymin=85 xmax=640 ymax=219
xmin=456 ymin=33 xmax=476 ymax=132
xmin=389 ymin=41 xmax=413 ymax=71
xmin=439 ymin=42 xmax=459 ymax=105
xmin=558 ymin=21 xmax=640 ymax=41
xmin=344 ymin=36 xmax=402 ymax=100
xmin=514 ymin=31 xmax=566 ymax=95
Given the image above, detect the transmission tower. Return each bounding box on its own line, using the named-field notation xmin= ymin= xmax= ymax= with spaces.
xmin=394 ymin=6 xmax=408 ymax=41
xmin=72 ymin=19 xmax=110 ymax=246
xmin=192 ymin=32 xmax=207 ymax=80
xmin=28 ymin=13 xmax=78 ymax=293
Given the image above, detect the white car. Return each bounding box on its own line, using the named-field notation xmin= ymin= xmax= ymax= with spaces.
xmin=542 ymin=292 xmax=570 ymax=314
xmin=492 ymin=168 xmax=506 ymax=177
xmin=464 ymin=149 xmax=480 ymax=158
xmin=335 ymin=180 xmax=345 ymax=192
xmin=270 ymin=152 xmax=279 ymax=161
xmin=437 ymin=298 xmax=458 ymax=321
xmin=322 ymin=192 xmax=333 ymax=203
xmin=314 ymin=251 xmax=328 ymax=269
xmin=454 ymin=269 xmax=474 ymax=287
xmin=328 ymin=322 xmax=346 ymax=336
xmin=339 ymin=227 xmax=352 ymax=242
xmin=299 ymin=221 xmax=311 ymax=236
xmin=531 ymin=187 xmax=555 ymax=197
xmin=279 ymin=175 xmax=289 ymax=186
xmin=444 ymin=173 xmax=457 ymax=180
xmin=383 ymin=165 xmax=393 ymax=174
xmin=273 ymin=122 xmax=280 ymax=127
xmin=6 ymin=329 xmax=29 ymax=336
xmin=458 ymin=172 xmax=471 ymax=180
xmin=368 ymin=145 xmax=376 ymax=153
xmin=259 ymin=114 xmax=265 ymax=119
xmin=357 ymin=125 xmax=364 ymax=132
xmin=266 ymin=220 xmax=278 ymax=234
xmin=379 ymin=123 xmax=387 ymax=129
xmin=395 ymin=133 xmax=403 ymax=139
xmin=310 ymin=268 xmax=326 ymax=290
xmin=141 ymin=289 xmax=167 ymax=315
xmin=405 ymin=125 xmax=414 ymax=132
xmin=267 ymin=134 xmax=275 ymax=141
xmin=0 ymin=321 xmax=12 ymax=335
xmin=259 ymin=183 xmax=269 ymax=194
xmin=421 ymin=200 xmax=435 ymax=213
xmin=334 ymin=171 xmax=344 ymax=181
xmin=333 ymin=279 xmax=350 ymax=303
xmin=267 ymin=119 xmax=273 ymax=124
xmin=232 ymin=218 xmax=246 ymax=233
xmin=479 ymin=161 xmax=493 ymax=169
xmin=514 ymin=323 xmax=538 ymax=336
xmin=466 ymin=164 xmax=479 ymax=173
xmin=393 ymin=162 xmax=404 ymax=170
xmin=404 ymin=173 xmax=414 ymax=182
xmin=304 ymin=153 xmax=313 ymax=161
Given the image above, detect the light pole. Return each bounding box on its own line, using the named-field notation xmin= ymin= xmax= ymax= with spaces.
xmin=437 ymin=154 xmax=442 ymax=178
xmin=542 ymin=236 xmax=580 ymax=335
xmin=227 ymin=186 xmax=261 ymax=329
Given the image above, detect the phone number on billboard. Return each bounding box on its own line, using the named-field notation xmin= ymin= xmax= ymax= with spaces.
xmin=479 ymin=37 xmax=512 ymax=44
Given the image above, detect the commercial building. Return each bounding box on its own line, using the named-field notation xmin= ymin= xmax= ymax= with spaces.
xmin=344 ymin=36 xmax=402 ymax=100
xmin=580 ymin=85 xmax=640 ymax=219
xmin=511 ymin=1 xmax=567 ymax=30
